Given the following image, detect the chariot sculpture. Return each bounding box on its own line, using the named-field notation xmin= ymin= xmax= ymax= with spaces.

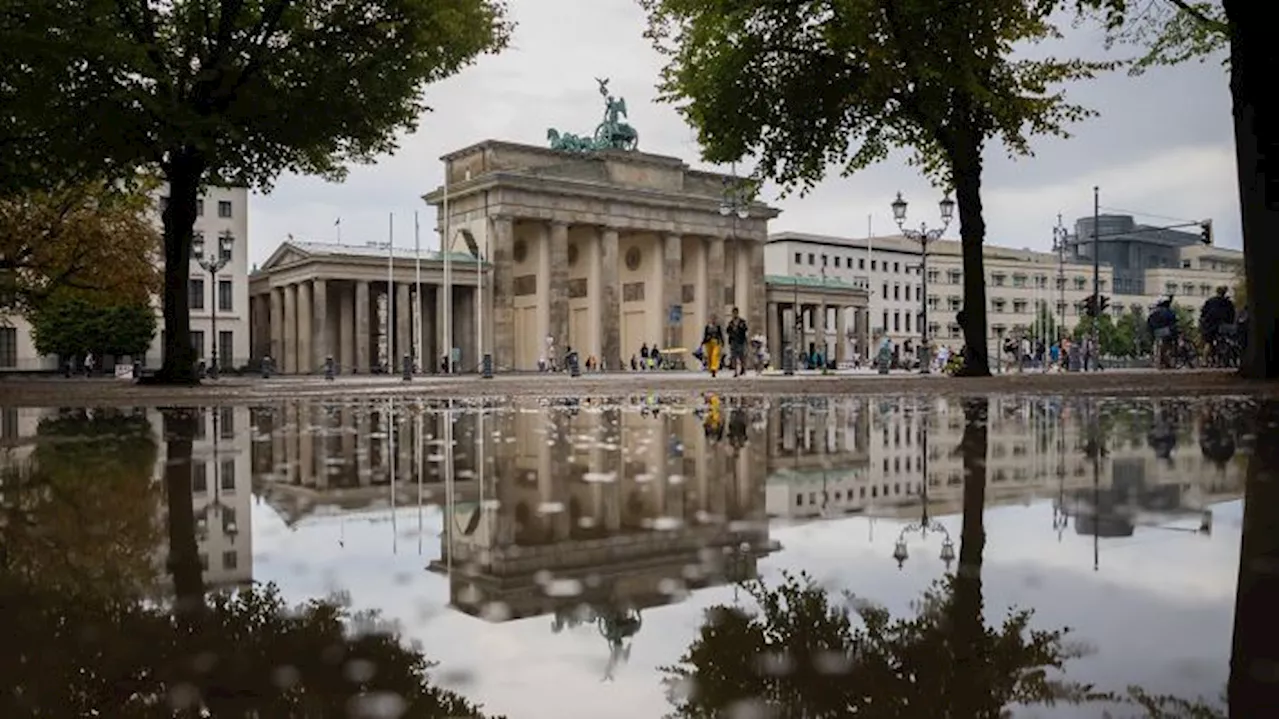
xmin=547 ymin=78 xmax=640 ymax=153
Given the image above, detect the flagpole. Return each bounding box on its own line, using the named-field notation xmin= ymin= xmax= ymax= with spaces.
xmin=443 ymin=164 xmax=452 ymax=374
xmin=388 ymin=213 xmax=394 ymax=372
xmin=866 ymin=214 xmax=873 ymax=360
xmin=415 ymin=211 xmax=423 ymax=373
xmin=336 ymin=217 xmax=342 ymax=245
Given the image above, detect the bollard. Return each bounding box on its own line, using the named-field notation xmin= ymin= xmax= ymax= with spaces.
xmin=262 ymin=356 xmax=273 ymax=379
xmin=482 ymin=353 xmax=494 ymax=379
xmin=324 ymin=355 xmax=335 ymax=381
xmin=569 ymin=351 xmax=581 ymax=377
xmin=402 ymin=353 xmax=412 ymax=382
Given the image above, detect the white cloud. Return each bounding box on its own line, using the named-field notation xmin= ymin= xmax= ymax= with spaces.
xmin=246 ymin=0 xmax=1239 ymax=270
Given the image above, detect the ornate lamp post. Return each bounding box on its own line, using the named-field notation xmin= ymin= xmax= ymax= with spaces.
xmin=1052 ymin=214 xmax=1069 ymax=345
xmin=197 ymin=408 xmax=239 ymax=543
xmin=193 ymin=232 xmax=233 ymax=378
xmin=891 ymin=420 xmax=956 ymax=570
xmin=719 ymin=166 xmax=752 ymax=372
xmin=891 ymin=193 xmax=954 ymax=374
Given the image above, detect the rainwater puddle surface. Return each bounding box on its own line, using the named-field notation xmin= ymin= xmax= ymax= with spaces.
xmin=1 ymin=394 xmax=1270 ymax=718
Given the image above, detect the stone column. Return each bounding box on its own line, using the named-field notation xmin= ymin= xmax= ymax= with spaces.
xmin=297 ymin=282 xmax=313 ymax=374
xmin=836 ymin=306 xmax=848 ymax=364
xmin=599 ymin=226 xmax=620 ymax=369
xmin=283 ymin=284 xmax=297 ymax=374
xmin=354 ymin=281 xmax=370 ymax=373
xmin=819 ymin=303 xmax=829 ymax=359
xmin=767 ymin=301 xmax=780 ymax=366
xmin=491 ymin=215 xmax=516 ymax=371
xmin=436 ymin=283 xmax=448 ymax=369
xmin=549 ymin=221 xmax=570 ymax=351
xmin=339 ymin=284 xmax=354 ymax=373
xmin=746 ymin=240 xmax=766 ymax=338
xmin=662 ymin=232 xmax=682 ymax=350
xmin=269 ymin=287 xmax=283 ymax=365
xmin=313 ymin=279 xmax=329 ymax=370
xmin=707 ymin=236 xmax=726 ymax=323
xmin=396 ymin=282 xmax=411 ymax=367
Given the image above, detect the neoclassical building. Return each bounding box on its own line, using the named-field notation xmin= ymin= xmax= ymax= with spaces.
xmin=425 ymin=140 xmax=778 ymax=371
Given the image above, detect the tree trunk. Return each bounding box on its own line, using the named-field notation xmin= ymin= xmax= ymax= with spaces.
xmin=1228 ymin=401 xmax=1277 ymax=717
xmin=951 ymin=140 xmax=992 ymax=376
xmin=149 ymin=149 xmax=205 ymax=385
xmin=951 ymin=397 xmax=989 ymax=718
xmin=1222 ymin=1 xmax=1276 ymax=380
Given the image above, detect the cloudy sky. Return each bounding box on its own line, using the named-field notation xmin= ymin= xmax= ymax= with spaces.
xmin=246 ymin=0 xmax=1237 ymax=269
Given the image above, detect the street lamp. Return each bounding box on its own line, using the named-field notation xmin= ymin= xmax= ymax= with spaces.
xmin=891 ymin=192 xmax=954 ymax=374
xmin=720 ymin=165 xmax=752 ymax=372
xmin=193 ymin=232 xmax=233 ymax=378
xmin=892 ymin=418 xmax=955 ymax=570
xmin=1052 ymin=214 xmax=1069 ymax=347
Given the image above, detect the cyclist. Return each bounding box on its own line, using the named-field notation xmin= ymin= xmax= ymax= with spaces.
xmin=1199 ymin=286 xmax=1237 ymax=365
xmin=1147 ymin=297 xmax=1178 ymax=368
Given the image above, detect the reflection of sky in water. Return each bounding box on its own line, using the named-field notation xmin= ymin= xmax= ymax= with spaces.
xmin=251 ymin=496 xmax=1242 ymax=719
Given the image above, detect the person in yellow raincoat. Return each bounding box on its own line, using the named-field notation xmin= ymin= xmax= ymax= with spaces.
xmin=703 ymin=393 xmax=724 ymax=440
xmin=702 ymin=314 xmax=725 ymax=377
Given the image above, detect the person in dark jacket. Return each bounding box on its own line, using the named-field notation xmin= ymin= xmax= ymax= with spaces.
xmin=726 ymin=307 xmax=749 ymax=377
xmin=1199 ymin=286 xmax=1236 ymax=346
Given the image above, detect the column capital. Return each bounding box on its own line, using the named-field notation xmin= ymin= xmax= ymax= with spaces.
xmin=550 ymin=218 xmax=571 ymax=229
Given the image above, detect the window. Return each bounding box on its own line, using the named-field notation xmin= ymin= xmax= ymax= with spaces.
xmin=1074 ymin=277 xmax=1087 ymax=290
xmin=858 ymin=258 xmax=865 ymax=270
xmin=190 ymin=330 xmax=205 ymax=358
xmin=882 ymin=282 xmax=888 ymax=297
xmin=871 ymin=260 xmax=877 ymax=271
xmin=218 ymin=200 xmax=232 ymax=218
xmin=821 ymin=254 xmax=828 ymax=266
xmin=217 ymin=280 xmax=233 ymax=311
xmin=197 ymin=199 xmax=205 ymax=217
xmin=893 ymin=262 xmax=900 ymax=273
xmin=220 ymin=460 xmax=236 ymax=491
xmin=1035 ymin=274 xmax=1048 ymax=289
xmin=222 ymin=551 xmax=238 ymax=571
xmin=218 ymin=331 xmax=233 ymax=368
xmin=893 ymin=285 xmax=900 ymax=301
xmin=948 ymin=270 xmax=961 ymax=284
xmin=992 ymin=273 xmax=1007 ymax=286
xmin=218 ymin=232 xmax=234 ymax=262
xmin=807 ymin=253 xmax=815 ymax=265
xmin=1012 ymin=274 xmax=1027 ymax=288
xmin=927 ymin=270 xmax=939 ymax=283
xmin=992 ymin=299 xmax=1007 ymax=314
xmin=192 ymin=462 xmax=208 ymax=493
xmin=915 ymin=286 xmax=922 ymax=301
xmin=948 ymin=296 xmax=961 ymax=311
xmin=794 ymin=252 xmax=802 ymax=265
xmin=219 ymin=406 xmax=235 ymax=439
xmin=189 ymin=278 xmax=205 ymax=310
xmin=0 ymin=327 xmax=15 ymax=368
xmin=882 ymin=310 xmax=889 ymax=330
xmin=893 ymin=312 xmax=900 ymax=332
xmin=1013 ymin=300 xmax=1027 ymax=314
xmin=905 ymin=313 xmax=912 ymax=332
xmin=927 ymin=296 xmax=940 ymax=310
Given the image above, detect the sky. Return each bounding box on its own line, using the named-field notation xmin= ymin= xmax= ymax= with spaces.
xmin=246 ymin=0 xmax=1238 ymax=270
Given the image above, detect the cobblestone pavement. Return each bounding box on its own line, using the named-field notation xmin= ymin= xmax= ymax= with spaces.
xmin=0 ymin=368 xmax=1272 ymax=406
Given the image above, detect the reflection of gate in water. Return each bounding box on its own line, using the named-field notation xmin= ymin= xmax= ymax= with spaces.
xmin=515 ymin=306 xmax=536 ymax=370
xmin=570 ymin=307 xmax=588 ymax=356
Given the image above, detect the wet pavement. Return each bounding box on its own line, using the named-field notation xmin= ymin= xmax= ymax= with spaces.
xmin=1 ymin=392 xmax=1274 ymax=718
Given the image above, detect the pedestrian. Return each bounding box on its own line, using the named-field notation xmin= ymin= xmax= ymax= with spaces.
xmin=726 ymin=306 xmax=749 ymax=377
xmin=702 ymin=314 xmax=725 ymax=378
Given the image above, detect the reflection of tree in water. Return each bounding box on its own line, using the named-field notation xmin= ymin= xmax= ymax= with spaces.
xmin=663 ymin=398 xmax=1107 ymax=717
xmin=552 ymin=603 xmax=645 ymax=681
xmin=0 ymin=408 xmax=161 ymax=598
xmin=2 ymin=406 xmax=501 ymax=718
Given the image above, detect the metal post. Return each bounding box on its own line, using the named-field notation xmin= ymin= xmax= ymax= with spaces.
xmin=919 ymin=231 xmax=928 ymax=374
xmin=415 ymin=211 xmax=422 ymax=373
xmin=1091 ymin=186 xmax=1100 ymax=371
xmin=209 ymin=265 xmax=219 ymax=378
xmin=387 ymin=213 xmax=395 ymax=373
xmin=442 ymin=164 xmax=452 ymax=374
xmin=1055 ymin=214 xmax=1066 ymax=347
xmin=477 ymin=236 xmax=483 ymax=376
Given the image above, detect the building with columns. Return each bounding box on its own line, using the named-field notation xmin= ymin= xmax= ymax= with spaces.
xmin=248 ymin=242 xmax=482 ymax=374
xmin=424 ymin=140 xmax=779 ymax=371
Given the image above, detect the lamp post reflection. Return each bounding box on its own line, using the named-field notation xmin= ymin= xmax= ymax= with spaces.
xmin=892 ymin=421 xmax=956 ymax=571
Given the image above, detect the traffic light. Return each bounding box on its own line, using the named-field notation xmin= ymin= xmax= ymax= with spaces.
xmin=1099 ymin=295 xmax=1110 ymax=315
xmin=1200 ymin=220 xmax=1213 ymax=245
xmin=1083 ymin=294 xmax=1098 ymax=318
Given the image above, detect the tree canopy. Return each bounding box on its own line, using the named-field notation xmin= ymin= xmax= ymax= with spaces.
xmin=0 ymin=181 xmax=162 ymax=312
xmin=641 ymin=0 xmax=1112 ymax=375
xmin=28 ymin=289 xmax=158 ymax=360
xmin=1 ymin=0 xmax=512 ymax=382
xmin=1097 ymin=0 xmax=1229 ymax=76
